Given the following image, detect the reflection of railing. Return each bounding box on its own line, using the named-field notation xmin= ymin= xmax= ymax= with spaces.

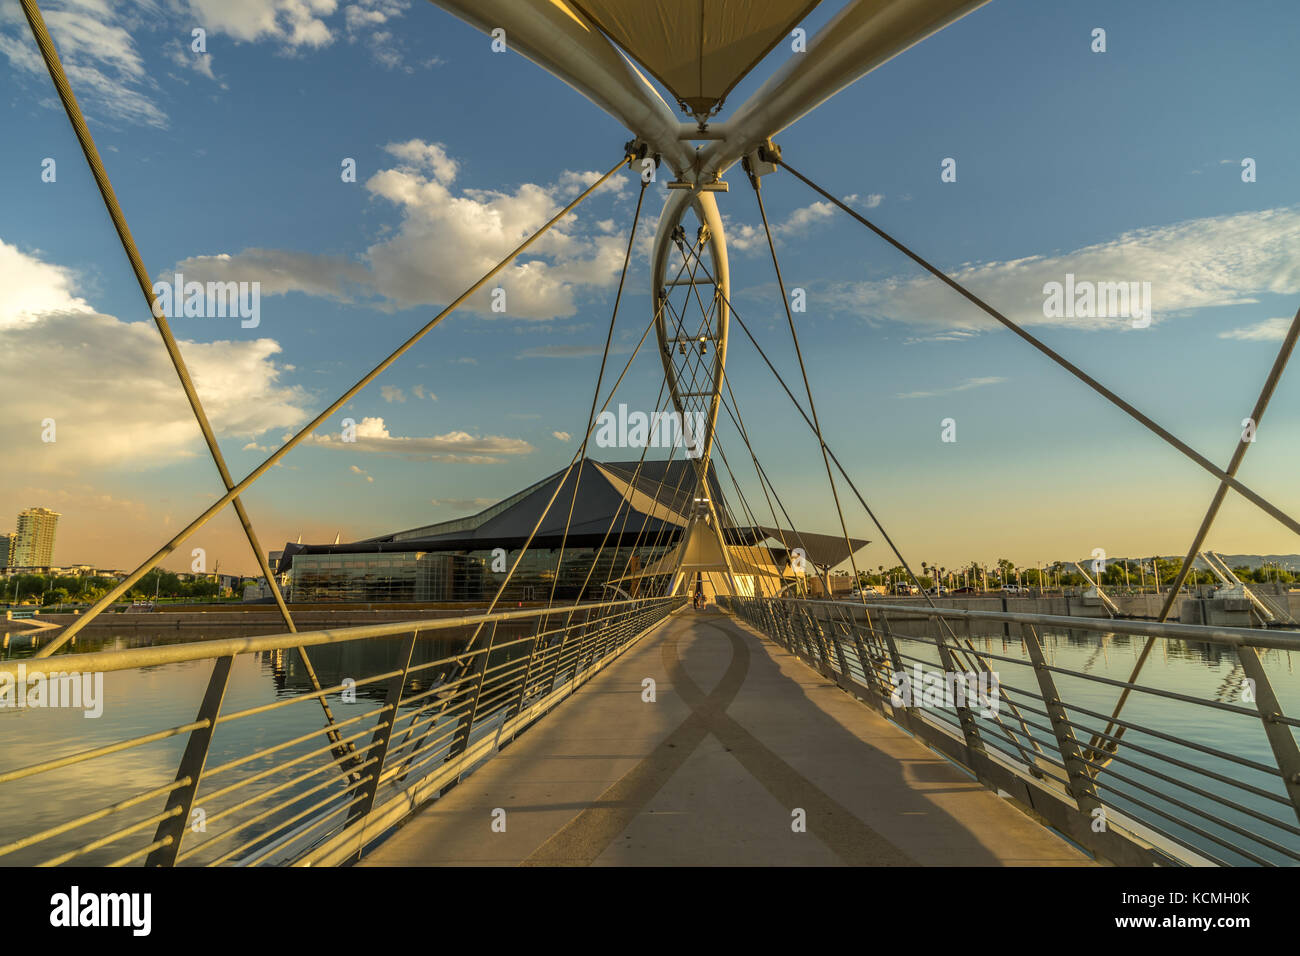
xmin=0 ymin=597 xmax=682 ymax=866
xmin=719 ymin=596 xmax=1300 ymax=866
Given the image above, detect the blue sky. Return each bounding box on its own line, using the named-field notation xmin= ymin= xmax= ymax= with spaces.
xmin=1 ymin=0 xmax=1297 ymax=575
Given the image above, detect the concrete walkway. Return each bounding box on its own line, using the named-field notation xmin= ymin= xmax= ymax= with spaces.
xmin=360 ymin=608 xmax=1094 ymax=866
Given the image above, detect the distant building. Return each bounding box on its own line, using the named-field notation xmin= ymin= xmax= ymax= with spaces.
xmin=11 ymin=507 xmax=60 ymax=569
xmin=279 ymin=458 xmax=868 ymax=604
xmin=0 ymin=532 xmax=13 ymax=569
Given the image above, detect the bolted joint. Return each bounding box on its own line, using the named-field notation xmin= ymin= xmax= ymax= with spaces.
xmin=744 ymin=139 xmax=782 ymax=185
xmin=623 ymin=138 xmax=650 ymax=163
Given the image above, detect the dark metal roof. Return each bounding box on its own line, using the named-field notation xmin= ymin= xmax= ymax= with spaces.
xmin=277 ymin=458 xmax=868 ymax=573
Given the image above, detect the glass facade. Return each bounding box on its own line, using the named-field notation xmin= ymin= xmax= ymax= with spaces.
xmin=287 ymin=543 xmax=677 ymax=604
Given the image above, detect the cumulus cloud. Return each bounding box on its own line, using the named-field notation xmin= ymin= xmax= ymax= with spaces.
xmin=0 ymin=238 xmax=94 ymax=326
xmin=826 ymin=205 xmax=1300 ymax=333
xmin=169 ymin=249 xmax=373 ymax=303
xmin=0 ymin=240 xmax=312 ymax=472
xmin=552 ymin=430 xmax=572 ymax=441
xmin=178 ymin=142 xmax=637 ymax=321
xmin=727 ymin=201 xmax=837 ymax=252
xmin=186 ymin=0 xmax=338 ymax=49
xmin=306 ymin=416 xmax=532 ymax=463
xmin=380 ymin=385 xmax=405 ymax=403
xmin=843 ymin=193 xmax=884 ymax=210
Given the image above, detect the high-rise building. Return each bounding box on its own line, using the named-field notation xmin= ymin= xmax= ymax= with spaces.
xmin=0 ymin=532 xmax=14 ymax=569
xmin=11 ymin=507 xmax=60 ymax=569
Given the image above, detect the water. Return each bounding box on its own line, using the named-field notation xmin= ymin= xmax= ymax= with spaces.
xmin=0 ymin=625 xmax=532 ymax=866
xmin=872 ymin=620 xmax=1300 ymax=866
xmin=2 ymin=621 xmax=1298 ymax=866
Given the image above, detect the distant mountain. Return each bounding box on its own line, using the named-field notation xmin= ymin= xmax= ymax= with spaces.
xmin=1202 ymin=554 xmax=1300 ymax=570
xmin=1061 ymin=554 xmax=1300 ymax=570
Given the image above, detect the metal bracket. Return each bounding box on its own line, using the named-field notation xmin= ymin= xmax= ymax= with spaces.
xmin=667 ymin=178 xmax=728 ymax=192
xmin=743 ymin=140 xmax=782 ymax=181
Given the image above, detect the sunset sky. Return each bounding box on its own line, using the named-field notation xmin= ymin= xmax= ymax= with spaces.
xmin=1 ymin=0 xmax=1297 ymax=575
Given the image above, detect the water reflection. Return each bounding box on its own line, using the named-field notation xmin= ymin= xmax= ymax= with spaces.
xmin=2 ymin=620 xmax=1298 ymax=866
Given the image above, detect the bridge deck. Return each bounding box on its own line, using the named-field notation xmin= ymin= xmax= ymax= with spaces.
xmin=360 ymin=609 xmax=1095 ymax=866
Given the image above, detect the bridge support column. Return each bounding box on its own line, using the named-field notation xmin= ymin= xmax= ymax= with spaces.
xmin=1236 ymin=646 xmax=1300 ymax=826
xmin=931 ymin=617 xmax=989 ymax=767
xmin=146 ymin=655 xmax=233 ymax=866
xmin=1023 ymin=625 xmax=1101 ymax=817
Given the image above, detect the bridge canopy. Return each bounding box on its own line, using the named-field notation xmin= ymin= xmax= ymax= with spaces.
xmin=569 ymin=0 xmax=822 ymax=117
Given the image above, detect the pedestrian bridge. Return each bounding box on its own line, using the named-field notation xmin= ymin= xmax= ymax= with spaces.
xmin=360 ymin=608 xmax=1089 ymax=866
xmin=8 ymin=0 xmax=1300 ymax=871
xmin=4 ymin=597 xmax=1297 ymax=867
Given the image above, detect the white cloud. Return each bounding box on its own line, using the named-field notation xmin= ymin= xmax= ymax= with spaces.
xmin=380 ymin=385 xmax=405 ymax=403
xmin=552 ymin=430 xmax=571 ymax=441
xmin=343 ymin=0 xmax=414 ymax=69
xmin=0 ymin=243 xmax=311 ymax=472
xmin=897 ymin=376 xmax=1007 ymax=400
xmin=410 ymin=384 xmax=436 ymax=400
xmin=0 ymin=239 xmax=94 ymax=327
xmin=1217 ymin=316 xmax=1293 ymax=342
xmin=306 ymin=416 xmax=532 ymax=463
xmin=169 ymin=249 xmax=372 ymax=303
xmin=827 ymin=205 xmax=1300 ymax=332
xmin=1 ymin=1 xmax=415 ymax=129
xmin=0 ymin=1 xmax=168 ymax=127
xmin=185 ymin=143 xmax=637 ymax=321
xmin=164 ymin=38 xmax=217 ymax=83
xmin=843 ymin=193 xmax=884 ymax=210
xmin=727 ymin=201 xmax=836 ymax=252
xmin=349 ymin=464 xmax=374 ymax=482
xmin=186 ymin=0 xmax=339 ymax=49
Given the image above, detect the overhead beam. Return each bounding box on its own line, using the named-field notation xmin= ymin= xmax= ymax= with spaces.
xmin=425 ymin=0 xmax=695 ymax=174
xmin=699 ymin=0 xmax=990 ymax=176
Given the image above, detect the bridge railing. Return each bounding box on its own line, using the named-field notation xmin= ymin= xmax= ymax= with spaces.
xmin=0 ymin=596 xmax=682 ymax=866
xmin=719 ymin=595 xmax=1300 ymax=867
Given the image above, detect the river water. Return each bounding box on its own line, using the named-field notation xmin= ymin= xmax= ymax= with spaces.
xmin=2 ymin=621 xmax=1297 ymax=866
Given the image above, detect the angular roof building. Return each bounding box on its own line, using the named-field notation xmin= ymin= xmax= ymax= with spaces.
xmin=279 ymin=459 xmax=868 ymax=604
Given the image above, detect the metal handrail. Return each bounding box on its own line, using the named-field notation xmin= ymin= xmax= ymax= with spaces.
xmin=0 ymin=596 xmax=683 ymax=866
xmin=721 ymin=595 xmax=1300 ymax=867
xmin=0 ymin=597 xmax=663 ymax=678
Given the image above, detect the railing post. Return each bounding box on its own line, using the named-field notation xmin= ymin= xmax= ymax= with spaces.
xmin=449 ymin=620 xmax=499 ymax=777
xmin=828 ymin=611 xmax=853 ymax=679
xmin=931 ymin=614 xmax=988 ymax=762
xmin=1022 ymin=625 xmax=1100 ymax=813
xmin=507 ymin=622 xmax=546 ymax=731
xmin=809 ymin=606 xmax=836 ymax=674
xmin=794 ymin=603 xmax=818 ymax=661
xmin=843 ymin=606 xmax=875 ymax=689
xmin=1236 ymin=645 xmax=1300 ymax=826
xmin=346 ymin=631 xmax=417 ymax=828
xmin=146 ymin=655 xmax=233 ymax=867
